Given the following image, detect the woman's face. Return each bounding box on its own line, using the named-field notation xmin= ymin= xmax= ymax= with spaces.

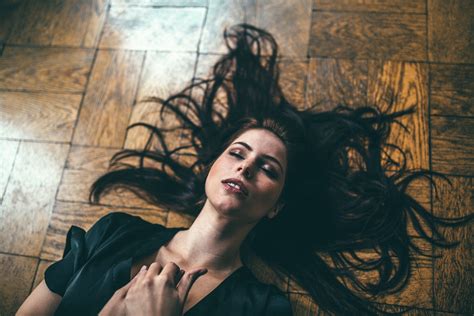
xmin=204 ymin=128 xmax=287 ymax=223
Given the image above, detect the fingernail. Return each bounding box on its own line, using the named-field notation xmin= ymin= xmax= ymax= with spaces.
xmin=140 ymin=265 xmax=147 ymax=272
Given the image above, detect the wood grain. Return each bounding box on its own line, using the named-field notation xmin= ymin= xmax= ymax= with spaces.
xmin=432 ymin=176 xmax=473 ymax=313
xmin=310 ymin=11 xmax=426 ymax=60
xmin=199 ymin=0 xmax=257 ymax=54
xmin=66 ymin=146 xmax=121 ymax=171
xmin=0 ymin=142 xmax=69 ymax=256
xmin=57 ymin=169 xmax=166 ymax=209
xmin=40 ymin=201 xmax=168 ymax=260
xmin=166 ymin=210 xmax=195 ymax=228
xmin=0 ymin=254 xmax=38 ymax=316
xmin=125 ymin=52 xmax=197 ymax=150
xmin=278 ymin=58 xmax=309 ymax=110
xmin=306 ymin=57 xmax=368 ymax=111
xmin=100 ymin=7 xmax=205 ymax=50
xmin=288 ymin=293 xmax=319 ymax=315
xmin=256 ymin=0 xmax=312 ymax=57
xmin=72 ymin=49 xmax=144 ymax=147
xmin=431 ymin=116 xmax=474 ymax=175
xmin=112 ymin=0 xmax=207 ymax=5
xmin=0 ymin=140 xmax=18 ymax=202
xmin=0 ymin=46 xmax=94 ymax=92
xmin=428 ymin=0 xmax=474 ymax=64
xmin=7 ymin=0 xmax=108 ymax=47
xmin=0 ymin=92 xmax=81 ymax=142
xmin=32 ymin=260 xmax=53 ymax=291
xmin=314 ymin=0 xmax=426 ymax=13
xmin=368 ymin=61 xmax=429 ymax=171
xmin=430 ymin=64 xmax=474 ymax=117
xmin=0 ymin=3 xmax=20 ymax=42
xmin=288 ymin=242 xmax=433 ymax=308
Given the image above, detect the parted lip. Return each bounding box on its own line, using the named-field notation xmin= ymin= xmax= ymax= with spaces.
xmin=221 ymin=178 xmax=249 ymax=196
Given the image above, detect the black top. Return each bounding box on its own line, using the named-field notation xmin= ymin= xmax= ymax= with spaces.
xmin=44 ymin=212 xmax=293 ymax=316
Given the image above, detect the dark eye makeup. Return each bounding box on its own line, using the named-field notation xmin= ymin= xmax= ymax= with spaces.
xmin=228 ymin=150 xmax=279 ymax=179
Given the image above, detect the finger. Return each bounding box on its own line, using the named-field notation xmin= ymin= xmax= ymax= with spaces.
xmin=116 ymin=264 xmax=148 ymax=295
xmin=159 ymin=262 xmax=181 ymax=286
xmin=146 ymin=261 xmax=162 ymax=278
xmin=177 ymin=268 xmax=207 ymax=301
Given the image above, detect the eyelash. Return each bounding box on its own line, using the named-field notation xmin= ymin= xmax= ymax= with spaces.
xmin=229 ymin=151 xmax=277 ymax=178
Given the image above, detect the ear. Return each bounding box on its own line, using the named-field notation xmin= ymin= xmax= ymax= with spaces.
xmin=267 ymin=202 xmax=285 ymax=219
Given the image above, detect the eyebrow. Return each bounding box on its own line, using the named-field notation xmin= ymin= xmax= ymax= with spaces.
xmin=231 ymin=141 xmax=284 ymax=173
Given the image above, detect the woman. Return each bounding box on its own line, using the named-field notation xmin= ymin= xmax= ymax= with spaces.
xmin=18 ymin=24 xmax=472 ymax=315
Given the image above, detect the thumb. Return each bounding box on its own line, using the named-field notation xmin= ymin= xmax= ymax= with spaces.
xmin=177 ymin=268 xmax=207 ymax=302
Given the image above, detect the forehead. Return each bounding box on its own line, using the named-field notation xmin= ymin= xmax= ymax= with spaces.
xmin=231 ymin=129 xmax=287 ymax=165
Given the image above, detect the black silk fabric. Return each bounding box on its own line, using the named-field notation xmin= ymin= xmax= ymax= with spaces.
xmin=44 ymin=212 xmax=293 ymax=316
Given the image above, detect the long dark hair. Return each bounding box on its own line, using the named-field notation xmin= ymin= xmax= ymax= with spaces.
xmin=89 ymin=24 xmax=473 ymax=315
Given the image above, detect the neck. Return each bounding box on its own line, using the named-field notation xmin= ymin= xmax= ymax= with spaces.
xmin=165 ymin=200 xmax=256 ymax=272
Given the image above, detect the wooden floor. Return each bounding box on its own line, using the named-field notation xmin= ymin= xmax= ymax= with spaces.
xmin=0 ymin=0 xmax=472 ymax=315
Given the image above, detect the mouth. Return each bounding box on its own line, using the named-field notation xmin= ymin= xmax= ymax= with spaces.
xmin=221 ymin=178 xmax=249 ymax=196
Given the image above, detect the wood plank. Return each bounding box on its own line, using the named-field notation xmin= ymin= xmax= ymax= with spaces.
xmin=112 ymin=0 xmax=207 ymax=5
xmin=57 ymin=169 xmax=167 ymax=209
xmin=314 ymin=0 xmax=426 ymax=14
xmin=0 ymin=140 xmax=18 ymax=202
xmin=256 ymin=0 xmax=312 ymax=57
xmin=100 ymin=7 xmax=205 ymax=50
xmin=310 ymin=11 xmax=426 ymax=60
xmin=66 ymin=146 xmax=120 ymax=171
xmin=7 ymin=0 xmax=108 ymax=47
xmin=0 ymin=254 xmax=38 ymax=316
xmin=278 ymin=58 xmax=309 ymax=110
xmin=288 ymin=293 xmax=319 ymax=315
xmin=166 ymin=210 xmax=195 ymax=228
xmin=0 ymin=46 xmax=94 ymax=92
xmin=32 ymin=260 xmax=53 ymax=292
xmin=430 ymin=64 xmax=474 ymax=117
xmin=431 ymin=116 xmax=474 ymax=175
xmin=40 ymin=201 xmax=167 ymax=260
xmin=373 ymin=304 xmax=434 ymax=315
xmin=66 ymin=145 xmax=159 ymax=174
xmin=306 ymin=57 xmax=368 ymax=111
xmin=432 ymin=176 xmax=473 ymax=313
xmin=318 ymin=303 xmax=435 ymax=315
xmin=368 ymin=61 xmax=429 ymax=170
xmin=0 ymin=142 xmax=69 ymax=256
xmin=125 ymin=52 xmax=197 ymax=150
xmin=288 ymin=244 xmax=433 ymax=308
xmin=199 ymin=0 xmax=257 ymax=54
xmin=72 ymin=49 xmax=144 ymax=147
xmin=428 ymin=0 xmax=474 ymax=64
xmin=0 ymin=92 xmax=81 ymax=142
xmin=0 ymin=2 xmax=21 ymax=42
xmin=369 ymin=257 xmax=433 ymax=308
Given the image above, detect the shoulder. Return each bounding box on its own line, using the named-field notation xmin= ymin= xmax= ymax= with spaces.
xmin=87 ymin=211 xmax=165 ymax=237
xmin=71 ymin=211 xmax=166 ymax=257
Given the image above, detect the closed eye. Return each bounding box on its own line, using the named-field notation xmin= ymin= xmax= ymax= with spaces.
xmin=229 ymin=152 xmax=243 ymax=159
xmin=229 ymin=151 xmax=278 ymax=179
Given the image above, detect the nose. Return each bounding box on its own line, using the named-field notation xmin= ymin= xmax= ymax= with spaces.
xmin=237 ymin=161 xmax=253 ymax=179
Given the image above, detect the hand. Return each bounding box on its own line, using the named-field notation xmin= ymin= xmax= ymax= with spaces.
xmin=99 ymin=266 xmax=142 ymax=316
xmin=100 ymin=261 xmax=207 ymax=316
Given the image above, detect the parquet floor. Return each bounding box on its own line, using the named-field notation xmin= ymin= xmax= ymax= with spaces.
xmin=0 ymin=0 xmax=472 ymax=315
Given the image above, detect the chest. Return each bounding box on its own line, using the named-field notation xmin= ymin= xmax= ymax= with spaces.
xmin=130 ymin=250 xmax=227 ymax=314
